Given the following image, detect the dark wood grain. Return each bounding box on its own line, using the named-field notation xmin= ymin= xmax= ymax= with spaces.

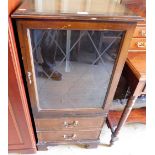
xmin=37 ymin=129 xmax=101 ymax=141
xmin=35 ymin=117 xmax=104 ymax=131
xmin=37 ymin=139 xmax=100 ymax=150
xmin=11 ymin=0 xmax=143 ymax=22
xmin=15 ymin=19 xmax=136 ymax=149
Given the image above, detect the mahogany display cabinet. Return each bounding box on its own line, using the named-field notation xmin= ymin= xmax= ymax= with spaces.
xmin=12 ymin=0 xmax=143 ymax=150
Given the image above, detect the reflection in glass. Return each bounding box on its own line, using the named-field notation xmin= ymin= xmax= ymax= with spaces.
xmin=29 ymin=29 xmax=124 ymax=109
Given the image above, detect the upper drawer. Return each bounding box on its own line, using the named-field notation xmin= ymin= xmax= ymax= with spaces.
xmin=35 ymin=116 xmax=104 ymax=131
xmin=133 ymin=27 xmax=146 ymax=38
xmin=129 ymin=38 xmax=146 ymax=51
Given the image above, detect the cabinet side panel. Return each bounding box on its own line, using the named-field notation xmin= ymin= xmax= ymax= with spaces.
xmin=8 ymin=16 xmax=36 ymax=153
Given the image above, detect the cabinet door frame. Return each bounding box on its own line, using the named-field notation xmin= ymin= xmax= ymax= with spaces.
xmin=16 ymin=19 xmax=136 ymax=118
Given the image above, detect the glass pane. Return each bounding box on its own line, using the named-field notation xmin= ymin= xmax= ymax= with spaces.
xmin=28 ymin=29 xmax=124 ymax=109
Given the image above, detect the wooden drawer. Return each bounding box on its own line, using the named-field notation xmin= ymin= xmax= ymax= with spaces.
xmin=133 ymin=26 xmax=146 ymax=38
xmin=37 ymin=130 xmax=101 ymax=142
xmin=129 ymin=38 xmax=146 ymax=51
xmin=35 ymin=117 xmax=104 ymax=131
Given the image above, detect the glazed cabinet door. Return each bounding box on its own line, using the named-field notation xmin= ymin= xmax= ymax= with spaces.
xmin=16 ymin=20 xmax=135 ymax=118
xmin=28 ymin=29 xmax=124 ymax=109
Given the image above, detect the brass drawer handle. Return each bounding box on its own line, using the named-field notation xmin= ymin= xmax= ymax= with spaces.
xmin=136 ymin=42 xmax=145 ymax=48
xmin=64 ymin=121 xmax=79 ymax=128
xmin=140 ymin=30 xmax=146 ymax=37
xmin=63 ymin=134 xmax=77 ymax=140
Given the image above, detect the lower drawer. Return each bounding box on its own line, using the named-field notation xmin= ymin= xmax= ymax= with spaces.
xmin=35 ymin=116 xmax=104 ymax=131
xmin=37 ymin=130 xmax=101 ymax=142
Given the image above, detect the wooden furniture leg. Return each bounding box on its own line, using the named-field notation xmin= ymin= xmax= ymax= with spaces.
xmin=109 ymin=96 xmax=137 ymax=145
xmin=108 ymin=78 xmax=145 ymax=145
xmin=107 ymin=52 xmax=146 ymax=146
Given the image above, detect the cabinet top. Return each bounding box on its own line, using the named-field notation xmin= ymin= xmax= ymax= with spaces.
xmin=11 ymin=0 xmax=143 ymax=22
